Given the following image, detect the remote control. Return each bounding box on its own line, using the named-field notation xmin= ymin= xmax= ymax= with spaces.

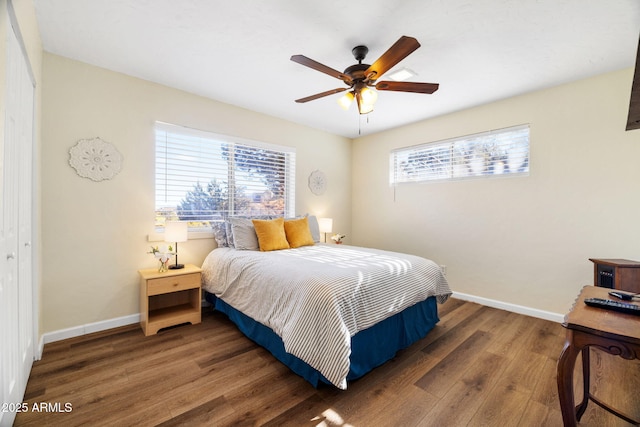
xmin=608 ymin=291 xmax=634 ymax=301
xmin=584 ymin=298 xmax=640 ymax=316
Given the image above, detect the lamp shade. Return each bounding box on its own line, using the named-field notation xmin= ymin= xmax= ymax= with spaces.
xmin=164 ymin=221 xmax=188 ymax=243
xmin=337 ymin=92 xmax=355 ymax=110
xmin=360 ymin=86 xmax=378 ymax=104
xmin=356 ymin=87 xmax=377 ymax=114
xmin=318 ymin=218 xmax=333 ymax=234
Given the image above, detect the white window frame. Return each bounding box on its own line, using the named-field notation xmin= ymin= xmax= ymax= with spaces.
xmin=155 ymin=122 xmax=296 ymax=232
xmin=390 ymin=124 xmax=530 ymax=184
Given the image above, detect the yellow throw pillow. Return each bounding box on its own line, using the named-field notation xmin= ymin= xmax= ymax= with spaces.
xmin=284 ymin=217 xmax=315 ymax=248
xmin=252 ymin=217 xmax=290 ymax=251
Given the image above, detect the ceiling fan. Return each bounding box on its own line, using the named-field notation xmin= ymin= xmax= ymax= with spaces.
xmin=291 ymin=36 xmax=439 ymax=115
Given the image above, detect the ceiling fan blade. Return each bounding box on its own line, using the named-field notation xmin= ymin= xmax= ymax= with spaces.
xmin=365 ymin=36 xmax=421 ymax=81
xmin=295 ymin=88 xmax=347 ymax=103
xmin=375 ymin=81 xmax=439 ymax=94
xmin=291 ymin=55 xmax=353 ymax=84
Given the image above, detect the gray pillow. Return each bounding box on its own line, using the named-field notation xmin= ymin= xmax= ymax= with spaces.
xmin=229 ymin=217 xmax=259 ymax=250
xmin=212 ymin=222 xmax=228 ymax=247
xmin=225 ymin=221 xmax=234 ymax=248
xmin=307 ymin=215 xmax=321 ymax=243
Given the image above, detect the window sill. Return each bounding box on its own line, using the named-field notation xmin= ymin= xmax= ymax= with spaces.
xmin=147 ymin=230 xmax=214 ymax=243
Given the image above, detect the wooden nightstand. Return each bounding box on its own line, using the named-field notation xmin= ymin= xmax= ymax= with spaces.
xmin=138 ymin=264 xmax=202 ymax=336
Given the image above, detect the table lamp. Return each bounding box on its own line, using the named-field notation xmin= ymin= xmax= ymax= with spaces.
xmin=318 ymin=218 xmax=333 ymax=243
xmin=164 ymin=221 xmax=188 ymax=269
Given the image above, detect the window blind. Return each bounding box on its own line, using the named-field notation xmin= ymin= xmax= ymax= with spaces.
xmin=155 ymin=122 xmax=296 ymax=228
xmin=390 ymin=124 xmax=530 ymax=184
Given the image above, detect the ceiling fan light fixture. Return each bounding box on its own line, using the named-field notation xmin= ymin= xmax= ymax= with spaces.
xmin=356 ymin=88 xmax=376 ymax=115
xmin=337 ymin=91 xmax=355 ymax=110
xmin=360 ymin=86 xmax=378 ymax=105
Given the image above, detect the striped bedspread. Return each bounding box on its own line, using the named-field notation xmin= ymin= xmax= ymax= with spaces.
xmin=201 ymin=244 xmax=451 ymax=389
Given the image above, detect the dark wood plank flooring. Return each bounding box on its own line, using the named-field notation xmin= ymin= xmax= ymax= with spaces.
xmin=14 ymin=298 xmax=640 ymax=426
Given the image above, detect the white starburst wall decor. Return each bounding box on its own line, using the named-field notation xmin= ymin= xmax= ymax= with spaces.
xmin=69 ymin=137 xmax=123 ymax=181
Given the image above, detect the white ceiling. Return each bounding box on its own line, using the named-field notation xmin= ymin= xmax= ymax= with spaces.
xmin=33 ymin=0 xmax=640 ymax=139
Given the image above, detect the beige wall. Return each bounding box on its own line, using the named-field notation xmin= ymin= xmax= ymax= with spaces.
xmin=41 ymin=53 xmax=351 ymax=333
xmin=36 ymin=31 xmax=640 ymax=332
xmin=352 ymin=68 xmax=640 ymax=315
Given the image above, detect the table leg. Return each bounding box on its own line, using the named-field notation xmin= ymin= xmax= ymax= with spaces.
xmin=557 ymin=337 xmax=582 ymax=427
xmin=575 ymin=347 xmax=590 ymax=421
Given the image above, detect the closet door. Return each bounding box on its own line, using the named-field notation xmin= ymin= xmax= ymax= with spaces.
xmin=0 ymin=5 xmax=34 ymax=425
xmin=16 ymin=5 xmax=34 ymax=399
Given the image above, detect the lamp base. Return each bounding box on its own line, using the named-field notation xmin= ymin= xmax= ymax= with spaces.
xmin=169 ymin=264 xmax=184 ymax=270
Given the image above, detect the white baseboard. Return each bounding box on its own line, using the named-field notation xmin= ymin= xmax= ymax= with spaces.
xmin=36 ymin=335 xmax=44 ymax=361
xmin=42 ymin=313 xmax=141 ymax=345
xmin=39 ymin=295 xmax=563 ymax=347
xmin=452 ymin=291 xmax=565 ymax=323
xmin=41 ymin=299 xmax=210 ymax=345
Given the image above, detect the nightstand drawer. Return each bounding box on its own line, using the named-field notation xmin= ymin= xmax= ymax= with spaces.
xmin=147 ymin=272 xmax=200 ymax=296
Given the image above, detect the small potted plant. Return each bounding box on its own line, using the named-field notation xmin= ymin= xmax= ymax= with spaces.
xmin=331 ymin=233 xmax=346 ymax=244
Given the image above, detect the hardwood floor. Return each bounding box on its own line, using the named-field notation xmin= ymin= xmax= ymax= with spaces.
xmin=15 ymin=298 xmax=640 ymax=426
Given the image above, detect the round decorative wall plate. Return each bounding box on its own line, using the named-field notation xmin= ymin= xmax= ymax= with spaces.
xmin=308 ymin=169 xmax=327 ymax=195
xmin=69 ymin=137 xmax=123 ymax=181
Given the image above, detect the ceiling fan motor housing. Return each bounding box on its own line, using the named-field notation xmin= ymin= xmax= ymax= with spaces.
xmin=344 ymin=45 xmax=372 ymax=84
xmin=343 ymin=63 xmax=370 ymax=82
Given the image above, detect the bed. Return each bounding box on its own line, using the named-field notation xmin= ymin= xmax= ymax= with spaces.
xmin=202 ymin=216 xmax=451 ymax=389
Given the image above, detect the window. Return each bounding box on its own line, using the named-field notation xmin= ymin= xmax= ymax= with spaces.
xmin=155 ymin=122 xmax=296 ymax=230
xmin=390 ymin=124 xmax=529 ymax=184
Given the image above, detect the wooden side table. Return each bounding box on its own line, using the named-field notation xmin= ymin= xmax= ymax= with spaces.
xmin=557 ymin=286 xmax=640 ymax=426
xmin=139 ymin=264 xmax=202 ymax=336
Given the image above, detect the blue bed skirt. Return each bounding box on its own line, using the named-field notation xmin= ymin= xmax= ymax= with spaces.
xmin=205 ymin=291 xmax=440 ymax=388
